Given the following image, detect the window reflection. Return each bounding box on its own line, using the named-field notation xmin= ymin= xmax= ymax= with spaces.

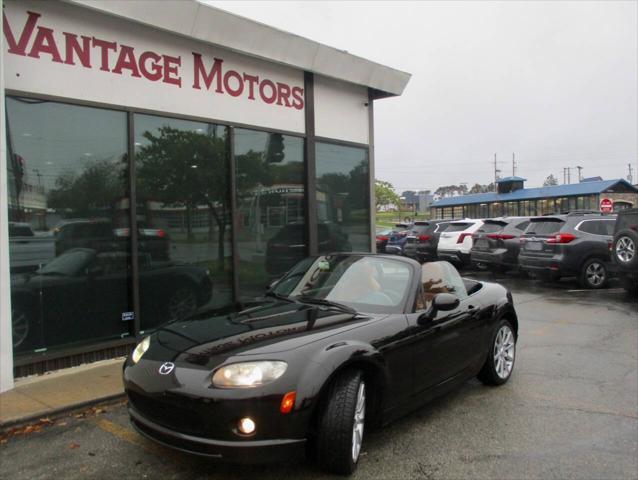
xmin=134 ymin=115 xmax=232 ymax=329
xmin=316 ymin=143 xmax=369 ymax=253
xmin=234 ymin=129 xmax=305 ymax=299
xmin=6 ymin=97 xmax=131 ymax=353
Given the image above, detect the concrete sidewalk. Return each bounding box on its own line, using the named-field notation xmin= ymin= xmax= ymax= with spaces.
xmin=0 ymin=358 xmax=125 ymax=429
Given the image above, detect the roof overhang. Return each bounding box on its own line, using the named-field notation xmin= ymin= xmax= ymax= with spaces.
xmin=63 ymin=0 xmax=411 ymax=99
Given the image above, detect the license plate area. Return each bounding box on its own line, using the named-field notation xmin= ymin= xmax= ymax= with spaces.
xmin=525 ymin=241 xmax=543 ymax=251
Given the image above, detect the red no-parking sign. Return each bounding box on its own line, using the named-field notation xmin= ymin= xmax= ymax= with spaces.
xmin=599 ymin=198 xmax=614 ymax=214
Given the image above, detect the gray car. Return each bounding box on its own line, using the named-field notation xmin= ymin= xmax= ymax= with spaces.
xmin=470 ymin=217 xmax=531 ymax=272
xmin=518 ymin=212 xmax=616 ymax=288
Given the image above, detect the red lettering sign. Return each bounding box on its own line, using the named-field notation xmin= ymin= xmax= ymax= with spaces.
xmin=3 ymin=9 xmax=304 ymax=110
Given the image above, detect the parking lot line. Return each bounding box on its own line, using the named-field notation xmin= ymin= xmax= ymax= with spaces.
xmin=93 ymin=418 xmax=149 ymax=450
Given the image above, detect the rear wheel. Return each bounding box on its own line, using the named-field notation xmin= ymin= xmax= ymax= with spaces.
xmin=478 ymin=320 xmax=516 ymax=386
xmin=579 ymin=259 xmax=608 ymax=289
xmin=12 ymin=306 xmax=30 ymax=348
xmin=316 ymin=370 xmax=366 ymax=475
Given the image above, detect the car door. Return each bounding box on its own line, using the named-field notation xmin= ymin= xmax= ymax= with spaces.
xmin=407 ymin=262 xmax=484 ymax=394
xmin=86 ymin=253 xmax=133 ymax=338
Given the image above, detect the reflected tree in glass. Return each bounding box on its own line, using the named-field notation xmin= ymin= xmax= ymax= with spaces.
xmin=136 ymin=127 xmax=230 ymax=266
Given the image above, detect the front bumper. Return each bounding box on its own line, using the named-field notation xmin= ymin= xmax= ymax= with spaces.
xmin=129 ymin=406 xmax=306 ymax=463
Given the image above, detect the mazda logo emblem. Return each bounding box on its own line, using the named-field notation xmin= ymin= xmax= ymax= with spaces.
xmin=159 ymin=362 xmax=175 ymax=375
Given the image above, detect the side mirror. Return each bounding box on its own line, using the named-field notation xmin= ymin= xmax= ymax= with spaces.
xmin=265 ymin=279 xmax=280 ymax=291
xmin=418 ymin=293 xmax=460 ymax=324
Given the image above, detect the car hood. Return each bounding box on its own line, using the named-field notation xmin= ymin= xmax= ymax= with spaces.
xmin=144 ymin=299 xmax=385 ymax=366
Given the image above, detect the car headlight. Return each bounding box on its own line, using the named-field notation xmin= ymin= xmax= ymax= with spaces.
xmin=212 ymin=361 xmax=287 ymax=388
xmin=131 ymin=336 xmax=150 ymax=364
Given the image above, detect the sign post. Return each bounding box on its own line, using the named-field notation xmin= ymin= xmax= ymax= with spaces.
xmin=599 ymin=198 xmax=614 ymax=214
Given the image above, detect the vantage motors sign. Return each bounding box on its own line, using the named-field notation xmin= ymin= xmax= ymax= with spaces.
xmin=3 ymin=1 xmax=305 ymax=133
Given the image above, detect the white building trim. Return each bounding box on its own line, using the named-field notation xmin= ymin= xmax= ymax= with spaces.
xmin=65 ymin=0 xmax=411 ymax=98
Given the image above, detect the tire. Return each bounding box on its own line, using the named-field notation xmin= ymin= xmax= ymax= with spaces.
xmin=316 ymin=370 xmax=366 ymax=475
xmin=478 ymin=319 xmax=516 ymax=386
xmin=167 ymin=288 xmax=198 ymax=321
xmin=579 ymin=258 xmax=608 ymax=289
xmin=12 ymin=306 xmax=30 ymax=349
xmin=613 ymin=230 xmax=638 ymax=269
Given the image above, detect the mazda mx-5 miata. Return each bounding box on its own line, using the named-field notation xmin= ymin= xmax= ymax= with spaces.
xmin=124 ymin=254 xmax=518 ymax=475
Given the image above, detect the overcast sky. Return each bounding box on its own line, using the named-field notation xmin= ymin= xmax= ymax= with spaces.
xmin=209 ymin=1 xmax=637 ymax=193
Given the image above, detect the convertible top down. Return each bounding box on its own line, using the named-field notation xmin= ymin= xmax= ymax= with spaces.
xmin=124 ymin=253 xmax=518 ymax=475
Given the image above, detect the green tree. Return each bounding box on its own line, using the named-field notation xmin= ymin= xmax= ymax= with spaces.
xmin=48 ymin=159 xmax=124 ymax=218
xmin=136 ymin=126 xmax=260 ymax=265
xmin=543 ymin=174 xmax=559 ymax=186
xmin=375 ymin=179 xmax=400 ymax=209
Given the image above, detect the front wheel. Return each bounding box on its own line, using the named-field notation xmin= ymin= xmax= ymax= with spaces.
xmin=315 ymin=370 xmax=366 ymax=475
xmin=579 ymin=259 xmax=608 ymax=289
xmin=167 ymin=288 xmax=198 ymax=321
xmin=478 ymin=320 xmax=516 ymax=386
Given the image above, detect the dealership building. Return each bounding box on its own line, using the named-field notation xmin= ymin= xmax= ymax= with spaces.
xmin=0 ymin=0 xmax=410 ymax=391
xmin=430 ymin=177 xmax=638 ymax=219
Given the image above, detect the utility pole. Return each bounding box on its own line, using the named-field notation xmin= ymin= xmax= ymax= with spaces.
xmin=629 ymin=163 xmax=634 ymax=184
xmin=576 ymin=166 xmax=583 ymax=182
xmin=512 ymin=153 xmax=516 ymax=177
xmin=494 ymin=153 xmax=500 ymax=191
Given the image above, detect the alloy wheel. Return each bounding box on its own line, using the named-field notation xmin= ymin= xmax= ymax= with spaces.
xmin=351 ymin=382 xmax=366 ymax=462
xmin=616 ymin=237 xmax=635 ymax=264
xmin=168 ymin=289 xmax=197 ymax=320
xmin=12 ymin=308 xmax=29 ymax=348
xmin=585 ymin=262 xmax=606 ymax=287
xmin=493 ymin=326 xmax=515 ymax=379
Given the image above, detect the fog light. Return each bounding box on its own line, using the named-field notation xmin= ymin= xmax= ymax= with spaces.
xmin=238 ymin=417 xmax=256 ymax=435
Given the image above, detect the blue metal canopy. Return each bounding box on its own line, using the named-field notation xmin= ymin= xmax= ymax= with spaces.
xmin=431 ymin=179 xmax=636 ymax=207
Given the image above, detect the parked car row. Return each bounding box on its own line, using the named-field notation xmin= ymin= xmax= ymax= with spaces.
xmin=379 ymin=210 xmax=636 ymax=293
xmin=8 ymin=218 xmax=171 ymax=274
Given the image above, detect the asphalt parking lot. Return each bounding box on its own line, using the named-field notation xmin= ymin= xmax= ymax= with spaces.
xmin=1 ymin=274 xmax=637 ymax=480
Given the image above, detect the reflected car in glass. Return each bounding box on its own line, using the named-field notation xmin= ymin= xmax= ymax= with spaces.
xmin=10 ymin=248 xmax=212 ymax=352
xmin=124 ymin=254 xmax=518 ymax=475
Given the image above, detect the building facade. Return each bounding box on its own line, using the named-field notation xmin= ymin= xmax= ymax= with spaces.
xmin=0 ymin=0 xmax=410 ymax=391
xmin=430 ymin=177 xmax=638 ymax=219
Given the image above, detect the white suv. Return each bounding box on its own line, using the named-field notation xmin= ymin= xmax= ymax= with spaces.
xmin=437 ymin=219 xmax=484 ymax=267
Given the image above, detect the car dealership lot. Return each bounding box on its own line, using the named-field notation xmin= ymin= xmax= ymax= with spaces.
xmin=1 ymin=275 xmax=636 ymax=480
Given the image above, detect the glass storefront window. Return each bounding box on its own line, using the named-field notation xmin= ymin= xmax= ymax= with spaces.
xmin=134 ymin=115 xmax=233 ymax=329
xmin=235 ymin=129 xmax=305 ymax=299
xmin=316 ymin=142 xmax=370 ymax=253
xmin=5 ymin=97 xmax=131 ymax=354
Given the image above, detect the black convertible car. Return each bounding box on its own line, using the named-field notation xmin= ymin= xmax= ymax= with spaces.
xmin=124 ymin=253 xmax=518 ymax=475
xmin=11 ymin=248 xmax=212 ymax=352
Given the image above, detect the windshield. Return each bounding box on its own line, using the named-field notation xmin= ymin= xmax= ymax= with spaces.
xmin=272 ymin=255 xmax=412 ymax=314
xmin=37 ymin=249 xmax=95 ymax=276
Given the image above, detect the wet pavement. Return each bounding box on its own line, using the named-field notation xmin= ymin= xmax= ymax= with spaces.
xmin=1 ymin=274 xmax=637 ymax=480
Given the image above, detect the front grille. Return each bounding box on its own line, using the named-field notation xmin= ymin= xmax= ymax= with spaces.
xmin=128 ymin=391 xmax=203 ymax=435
